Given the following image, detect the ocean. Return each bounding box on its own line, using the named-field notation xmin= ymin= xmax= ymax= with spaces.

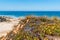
xmin=0 ymin=11 xmax=60 ymax=17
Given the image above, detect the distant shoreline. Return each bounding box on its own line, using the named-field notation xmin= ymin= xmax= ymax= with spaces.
xmin=0 ymin=15 xmax=60 ymax=18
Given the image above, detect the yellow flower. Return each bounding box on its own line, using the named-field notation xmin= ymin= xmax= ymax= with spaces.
xmin=49 ymin=29 xmax=51 ymax=32
xmin=34 ymin=37 xmax=39 ymax=40
xmin=43 ymin=30 xmax=45 ymax=33
xmin=52 ymin=26 xmax=55 ymax=29
xmin=50 ymin=31 xmax=52 ymax=34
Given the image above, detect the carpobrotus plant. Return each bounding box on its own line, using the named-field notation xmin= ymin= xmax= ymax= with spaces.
xmin=1 ymin=16 xmax=60 ymax=40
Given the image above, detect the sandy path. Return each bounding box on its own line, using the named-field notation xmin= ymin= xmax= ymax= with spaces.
xmin=45 ymin=35 xmax=60 ymax=40
xmin=0 ymin=19 xmax=19 ymax=37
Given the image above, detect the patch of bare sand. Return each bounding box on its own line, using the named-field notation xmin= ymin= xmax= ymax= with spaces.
xmin=0 ymin=19 xmax=19 ymax=37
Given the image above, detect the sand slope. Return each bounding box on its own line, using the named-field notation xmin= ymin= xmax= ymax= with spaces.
xmin=0 ymin=18 xmax=19 ymax=37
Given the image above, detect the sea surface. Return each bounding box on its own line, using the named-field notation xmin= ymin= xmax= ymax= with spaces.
xmin=0 ymin=11 xmax=60 ymax=17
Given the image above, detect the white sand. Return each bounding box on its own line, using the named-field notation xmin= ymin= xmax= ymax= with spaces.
xmin=0 ymin=19 xmax=19 ymax=37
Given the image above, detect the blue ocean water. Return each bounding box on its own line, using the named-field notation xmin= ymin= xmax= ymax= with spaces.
xmin=0 ymin=11 xmax=60 ymax=17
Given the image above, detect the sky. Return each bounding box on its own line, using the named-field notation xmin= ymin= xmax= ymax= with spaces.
xmin=0 ymin=0 xmax=60 ymax=11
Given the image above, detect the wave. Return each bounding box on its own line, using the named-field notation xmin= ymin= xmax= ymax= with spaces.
xmin=0 ymin=15 xmax=17 ymax=19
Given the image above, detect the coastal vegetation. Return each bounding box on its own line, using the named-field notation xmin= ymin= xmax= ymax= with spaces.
xmin=0 ymin=16 xmax=60 ymax=40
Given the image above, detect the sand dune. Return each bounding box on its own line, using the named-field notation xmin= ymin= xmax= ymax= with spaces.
xmin=0 ymin=18 xmax=19 ymax=37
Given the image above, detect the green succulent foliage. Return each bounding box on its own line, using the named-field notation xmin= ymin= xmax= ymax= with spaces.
xmin=3 ymin=16 xmax=60 ymax=40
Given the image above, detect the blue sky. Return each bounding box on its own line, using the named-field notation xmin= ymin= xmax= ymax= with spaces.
xmin=0 ymin=0 xmax=60 ymax=11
